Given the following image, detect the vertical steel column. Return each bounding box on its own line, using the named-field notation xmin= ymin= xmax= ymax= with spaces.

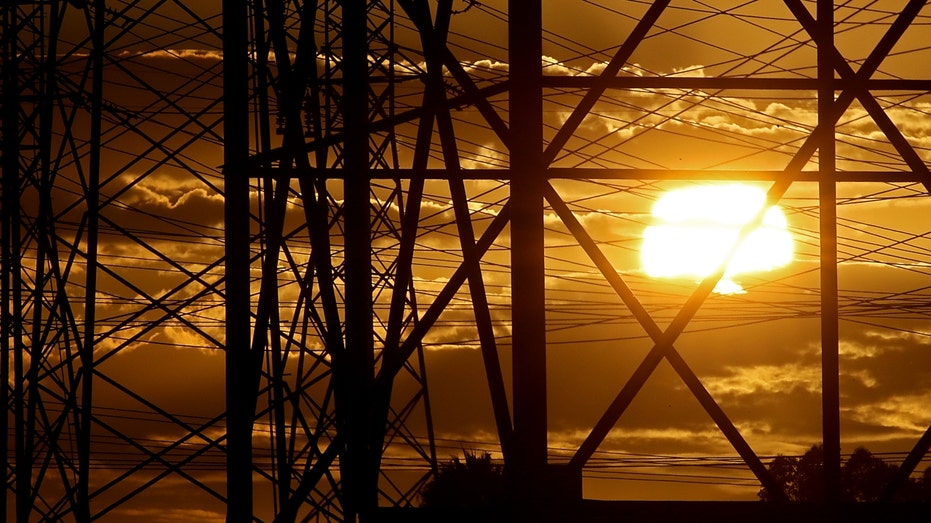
xmin=509 ymin=0 xmax=547 ymax=497
xmin=75 ymin=1 xmax=106 ymax=520
xmin=224 ymin=0 xmax=254 ymax=520
xmin=341 ymin=0 xmax=375 ymax=519
xmin=818 ymin=0 xmax=841 ymax=504
xmin=0 ymin=8 xmax=8 ymax=520
xmin=1 ymin=4 xmax=21 ymax=520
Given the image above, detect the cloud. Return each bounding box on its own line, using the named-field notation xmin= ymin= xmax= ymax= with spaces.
xmin=460 ymin=144 xmax=508 ymax=169
xmin=130 ymin=49 xmax=223 ymax=61
xmin=839 ymin=338 xmax=892 ymax=360
xmin=705 ymin=363 xmax=821 ymax=398
xmin=116 ymin=174 xmax=225 ymax=227
xmin=847 ymin=391 xmax=931 ymax=434
xmin=542 ymin=56 xmax=650 ymax=78
xmin=461 ymin=58 xmax=509 ymax=77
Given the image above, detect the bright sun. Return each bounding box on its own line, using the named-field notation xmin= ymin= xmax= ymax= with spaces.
xmin=641 ymin=184 xmax=793 ymax=294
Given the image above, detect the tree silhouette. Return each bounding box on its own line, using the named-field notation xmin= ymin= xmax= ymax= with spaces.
xmin=763 ymin=454 xmax=801 ymax=502
xmin=841 ymin=447 xmax=896 ymax=502
xmin=759 ymin=444 xmax=931 ymax=502
xmin=419 ymin=450 xmax=508 ymax=509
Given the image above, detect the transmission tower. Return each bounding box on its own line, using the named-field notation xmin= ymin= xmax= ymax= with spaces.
xmin=4 ymin=1 xmax=931 ymax=522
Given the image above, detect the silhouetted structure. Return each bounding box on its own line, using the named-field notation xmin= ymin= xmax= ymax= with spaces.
xmin=3 ymin=1 xmax=931 ymax=521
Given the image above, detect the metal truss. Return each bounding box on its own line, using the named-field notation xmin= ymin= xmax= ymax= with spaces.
xmin=228 ymin=0 xmax=438 ymax=520
xmin=4 ymin=1 xmax=229 ymax=520
xmin=4 ymin=1 xmax=931 ymax=522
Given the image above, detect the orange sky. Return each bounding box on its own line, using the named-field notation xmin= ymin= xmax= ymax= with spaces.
xmin=11 ymin=1 xmax=931 ymax=520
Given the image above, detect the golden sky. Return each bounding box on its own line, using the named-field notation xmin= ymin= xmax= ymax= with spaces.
xmin=14 ymin=0 xmax=931 ymax=520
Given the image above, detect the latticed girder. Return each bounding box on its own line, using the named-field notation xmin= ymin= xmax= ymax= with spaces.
xmin=5 ymin=1 xmax=231 ymax=520
xmin=5 ymin=0 xmax=931 ymax=521
xmin=3 ymin=3 xmax=86 ymax=520
xmin=242 ymin=0 xmax=931 ymax=514
xmin=241 ymin=0 xmax=438 ymax=520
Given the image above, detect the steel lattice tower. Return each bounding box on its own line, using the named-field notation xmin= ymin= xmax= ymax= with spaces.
xmin=4 ymin=1 xmax=931 ymax=521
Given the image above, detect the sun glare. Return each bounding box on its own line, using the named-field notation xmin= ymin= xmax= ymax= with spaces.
xmin=641 ymin=184 xmax=793 ymax=294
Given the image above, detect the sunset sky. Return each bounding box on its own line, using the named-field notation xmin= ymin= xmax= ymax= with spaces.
xmin=12 ymin=0 xmax=931 ymax=520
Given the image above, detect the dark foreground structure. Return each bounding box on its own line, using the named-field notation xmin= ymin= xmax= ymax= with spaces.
xmin=3 ymin=1 xmax=931 ymax=521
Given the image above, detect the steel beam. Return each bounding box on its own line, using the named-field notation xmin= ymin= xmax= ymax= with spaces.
xmin=2 ymin=4 xmax=22 ymax=520
xmin=224 ymin=0 xmax=254 ymax=520
xmin=340 ymin=0 xmax=376 ymax=519
xmin=818 ymin=0 xmax=841 ymax=505
xmin=75 ymin=3 xmax=106 ymax=521
xmin=509 ymin=0 xmax=547 ymax=503
xmin=543 ymin=0 xmax=670 ymax=166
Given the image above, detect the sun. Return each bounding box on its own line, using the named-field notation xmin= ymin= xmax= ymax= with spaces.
xmin=641 ymin=184 xmax=793 ymax=294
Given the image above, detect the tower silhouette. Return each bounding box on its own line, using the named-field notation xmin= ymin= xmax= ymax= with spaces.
xmin=3 ymin=1 xmax=931 ymax=521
